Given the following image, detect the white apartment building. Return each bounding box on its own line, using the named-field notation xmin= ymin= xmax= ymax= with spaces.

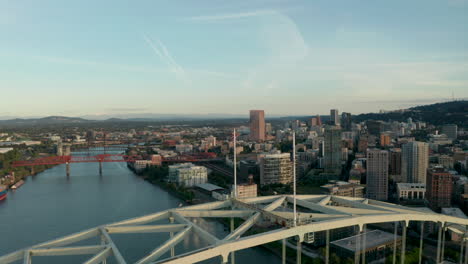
xmin=168 ymin=163 xmax=208 ymax=187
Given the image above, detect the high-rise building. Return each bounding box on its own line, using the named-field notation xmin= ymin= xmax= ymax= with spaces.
xmin=324 ymin=126 xmax=342 ymax=174
xmin=260 ymin=153 xmax=292 ymax=186
xmin=380 ymin=133 xmax=391 ymax=147
xmin=168 ymin=163 xmax=208 ymax=187
xmin=366 ymin=149 xmax=389 ymax=201
xmin=442 ymin=124 xmax=458 ymax=140
xmin=341 ymin=112 xmax=352 ymax=131
xmin=389 ymin=148 xmax=402 ymax=181
xmin=366 ymin=120 xmax=384 ymax=136
xmin=316 ymin=115 xmax=322 ymax=126
xmin=249 ymin=110 xmax=265 ymax=142
xmin=402 ymin=141 xmax=429 ymax=183
xmin=330 ymin=109 xmax=340 ymax=126
xmin=426 ymin=166 xmax=453 ymax=211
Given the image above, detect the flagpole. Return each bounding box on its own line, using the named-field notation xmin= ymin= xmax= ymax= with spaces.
xmin=233 ymin=128 xmax=237 ymax=199
xmin=293 ymin=131 xmax=297 ymax=226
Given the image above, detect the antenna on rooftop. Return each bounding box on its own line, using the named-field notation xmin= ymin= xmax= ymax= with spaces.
xmin=233 ymin=128 xmax=237 ymax=199
xmin=293 ymin=131 xmax=297 ymax=226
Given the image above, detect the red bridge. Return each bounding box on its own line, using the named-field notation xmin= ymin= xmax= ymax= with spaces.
xmin=12 ymin=152 xmax=222 ymax=176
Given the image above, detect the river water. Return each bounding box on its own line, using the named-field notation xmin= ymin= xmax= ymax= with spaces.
xmin=0 ymin=151 xmax=279 ymax=263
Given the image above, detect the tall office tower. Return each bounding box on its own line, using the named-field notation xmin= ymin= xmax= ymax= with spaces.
xmin=316 ymin=115 xmax=322 ymax=126
xmin=341 ymin=112 xmax=352 ymax=131
xmin=366 ymin=120 xmax=384 ymax=136
xmin=330 ymin=109 xmax=340 ymax=126
xmin=426 ymin=166 xmax=453 ymax=211
xmin=401 ymin=141 xmax=429 ymax=183
xmin=366 ymin=149 xmax=389 ymax=201
xmin=389 ymin=148 xmax=402 ymax=181
xmin=324 ymin=126 xmax=342 ymax=173
xmin=442 ymin=124 xmax=458 ymax=140
xmin=249 ymin=110 xmax=265 ymax=142
xmin=260 ymin=153 xmax=292 ymax=186
xmin=380 ymin=133 xmax=391 ymax=146
xmin=310 ymin=117 xmax=318 ymax=126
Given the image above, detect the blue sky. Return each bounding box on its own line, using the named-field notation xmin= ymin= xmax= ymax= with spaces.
xmin=1 ymin=0 xmax=467 ymax=118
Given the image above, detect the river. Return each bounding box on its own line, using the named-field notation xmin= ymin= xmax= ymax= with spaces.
xmin=0 ymin=152 xmax=279 ymax=263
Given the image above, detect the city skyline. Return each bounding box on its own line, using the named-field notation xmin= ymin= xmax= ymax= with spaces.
xmin=1 ymin=0 xmax=468 ymax=117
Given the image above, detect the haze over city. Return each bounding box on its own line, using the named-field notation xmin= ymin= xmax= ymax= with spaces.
xmin=1 ymin=0 xmax=468 ymax=118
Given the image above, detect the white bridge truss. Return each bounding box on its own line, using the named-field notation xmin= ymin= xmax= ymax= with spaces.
xmin=2 ymin=195 xmax=468 ymax=264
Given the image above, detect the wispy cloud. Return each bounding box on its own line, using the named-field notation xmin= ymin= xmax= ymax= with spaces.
xmin=187 ymin=10 xmax=275 ymax=21
xmin=143 ymin=34 xmax=186 ymax=79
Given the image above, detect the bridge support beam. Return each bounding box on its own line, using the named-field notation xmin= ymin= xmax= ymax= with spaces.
xmin=419 ymin=221 xmax=424 ymax=264
xmin=465 ymin=234 xmax=468 ymax=264
xmin=282 ymin=239 xmax=286 ymax=264
xmin=442 ymin=225 xmax=446 ymax=263
xmin=393 ymin=222 xmax=397 ymax=264
xmin=325 ymin=229 xmax=330 ymax=264
xmin=355 ymin=226 xmax=360 ymax=264
xmin=66 ymin=163 xmax=70 ymax=177
xmin=362 ymin=224 xmax=367 ymax=264
xmin=169 ymin=216 xmax=175 ymax=258
xmin=297 ymin=236 xmax=301 ymax=264
xmin=30 ymin=166 xmax=35 ymax=175
xmin=401 ymin=222 xmax=407 ymax=264
xmin=99 ymin=161 xmax=103 ymax=175
xmin=460 ymin=238 xmax=464 ymax=264
xmin=230 ymin=218 xmax=235 ymax=264
xmin=437 ymin=223 xmax=443 ymax=263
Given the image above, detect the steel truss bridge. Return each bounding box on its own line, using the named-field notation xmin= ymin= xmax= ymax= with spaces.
xmin=11 ymin=153 xmax=222 ymax=176
xmin=2 ymin=195 xmax=468 ymax=264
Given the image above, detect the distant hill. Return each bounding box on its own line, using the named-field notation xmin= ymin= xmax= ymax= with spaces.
xmin=354 ymin=100 xmax=468 ymax=127
xmin=0 ymin=116 xmax=92 ymax=126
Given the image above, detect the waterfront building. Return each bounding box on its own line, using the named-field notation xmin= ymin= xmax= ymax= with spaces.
xmin=235 ymin=175 xmax=257 ymax=198
xmin=366 ymin=149 xmax=389 ymax=201
xmin=260 ymin=153 xmax=292 ymax=186
xmin=168 ymin=163 xmax=208 ymax=187
xmin=426 ymin=166 xmax=453 ymax=211
xmin=249 ymin=110 xmax=266 ymax=142
xmin=402 ymin=141 xmax=429 ymax=183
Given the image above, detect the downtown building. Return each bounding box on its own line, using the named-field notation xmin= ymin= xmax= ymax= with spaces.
xmin=366 ymin=149 xmax=389 ymax=201
xmin=168 ymin=163 xmax=208 ymax=187
xmin=249 ymin=110 xmax=265 ymax=142
xmin=426 ymin=166 xmax=453 ymax=211
xmin=259 ymin=153 xmax=292 ymax=186
xmin=330 ymin=109 xmax=340 ymax=126
xmin=323 ymin=126 xmax=342 ymax=175
xmin=401 ymin=141 xmax=429 ymax=183
xmin=341 ymin=112 xmax=352 ymax=131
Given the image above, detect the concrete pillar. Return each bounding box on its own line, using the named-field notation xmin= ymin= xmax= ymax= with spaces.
xmin=460 ymin=239 xmax=464 ymax=264
xmin=30 ymin=167 xmax=35 ymax=175
xmin=282 ymin=239 xmax=286 ymax=264
xmin=465 ymin=237 xmax=468 ymax=264
xmin=393 ymin=222 xmax=397 ymax=264
xmin=230 ymin=218 xmax=235 ymax=264
xmin=169 ymin=216 xmax=175 ymax=257
xmin=66 ymin=162 xmax=70 ymax=177
xmin=419 ymin=222 xmax=424 ymax=264
xmin=401 ymin=223 xmax=407 ymax=264
xmin=100 ymin=234 xmax=107 ymax=264
xmin=297 ymin=237 xmax=301 ymax=264
xmin=355 ymin=226 xmax=360 ymax=264
xmin=325 ymin=229 xmax=330 ymax=264
xmin=99 ymin=161 xmax=103 ymax=175
xmin=362 ymin=224 xmax=367 ymax=264
xmin=442 ymin=225 xmax=446 ymax=263
xmin=437 ymin=223 xmax=443 ymax=264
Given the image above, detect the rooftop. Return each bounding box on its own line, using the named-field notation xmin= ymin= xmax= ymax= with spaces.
xmin=331 ymin=230 xmax=400 ymax=252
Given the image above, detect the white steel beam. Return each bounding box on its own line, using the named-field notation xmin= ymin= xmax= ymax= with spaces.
xmin=32 ymin=228 xmax=100 ymax=248
xmin=106 ymin=224 xmax=187 ymax=234
xmin=171 ymin=212 xmax=219 ymax=245
xmin=176 ymin=210 xmax=254 ymax=218
xmin=263 ymin=197 xmax=286 ymax=212
xmin=108 ymin=211 xmax=170 ymax=227
xmin=288 ymin=196 xmax=350 ymax=215
xmin=99 ymin=227 xmax=126 ymax=264
xmin=83 ymin=247 xmax=112 ymax=264
xmin=136 ymin=226 xmax=192 ymax=264
xmin=331 ymin=196 xmax=393 ymax=212
xmin=30 ymin=245 xmax=107 ymax=256
xmin=223 ymin=213 xmax=261 ymax=241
